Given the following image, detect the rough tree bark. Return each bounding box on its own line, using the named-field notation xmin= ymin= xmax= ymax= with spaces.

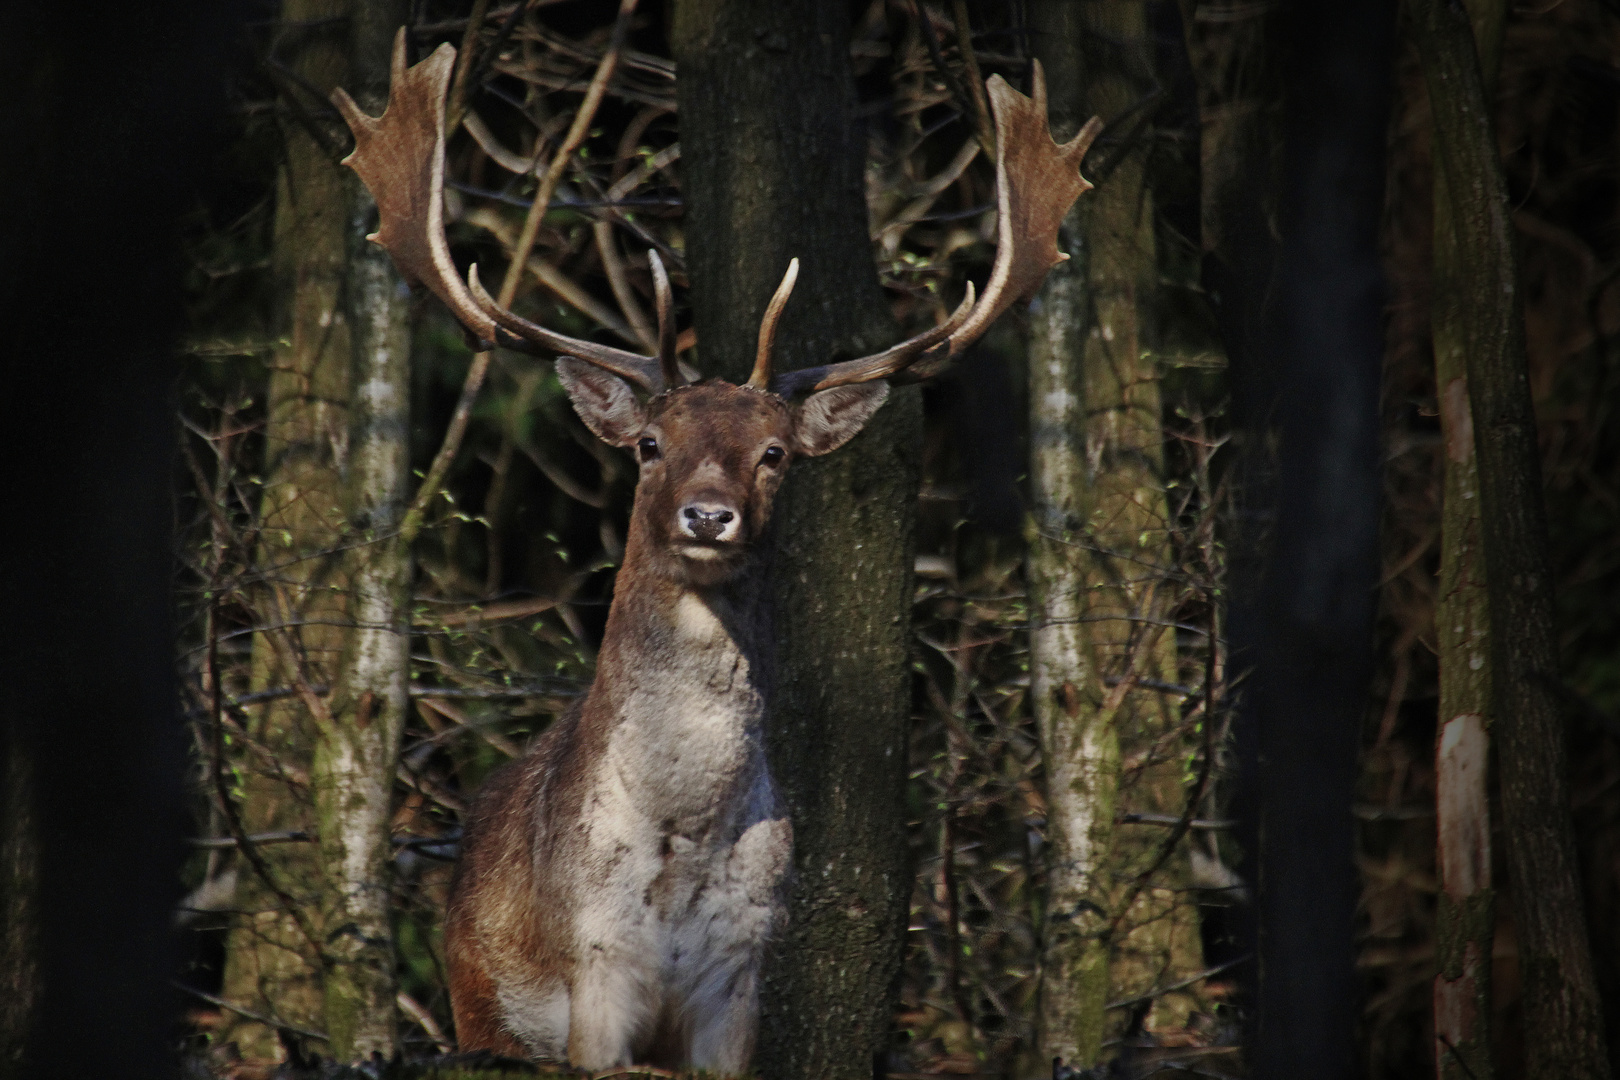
xmin=316 ymin=0 xmax=413 ymax=1058
xmin=221 ymin=0 xmax=410 ymax=1059
xmin=220 ymin=0 xmax=355 ymax=1054
xmin=1412 ymin=1 xmax=1613 ymax=1076
xmin=1027 ymin=3 xmax=1201 ymax=1068
xmin=1427 ymin=3 xmax=1504 ymax=1077
xmin=671 ymin=4 xmax=920 ymax=1078
xmin=1242 ymin=5 xmax=1393 ymax=1077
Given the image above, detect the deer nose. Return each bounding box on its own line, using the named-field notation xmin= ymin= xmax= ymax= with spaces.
xmin=680 ymin=502 xmax=738 ymax=543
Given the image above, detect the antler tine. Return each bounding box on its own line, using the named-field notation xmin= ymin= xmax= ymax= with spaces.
xmin=466 ymin=264 xmax=666 ymax=392
xmin=650 ymin=250 xmax=683 ymax=389
xmin=770 ymin=284 xmax=976 ymax=398
xmin=747 ymin=259 xmax=799 ymax=390
xmin=768 ymin=59 xmax=1102 ymax=398
xmin=333 ymin=28 xmax=669 ymax=395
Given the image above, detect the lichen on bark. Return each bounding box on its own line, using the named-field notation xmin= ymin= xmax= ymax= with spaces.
xmin=1028 ymin=2 xmax=1203 ymax=1067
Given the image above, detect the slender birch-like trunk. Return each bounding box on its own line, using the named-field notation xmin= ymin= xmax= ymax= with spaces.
xmin=221 ymin=0 xmax=409 ymax=1059
xmin=1429 ymin=5 xmax=1504 ymax=1077
xmin=1413 ymin=2 xmax=1611 ymax=1076
xmin=1029 ymin=4 xmax=1200 ymax=1067
xmin=314 ymin=3 xmax=412 ymax=1057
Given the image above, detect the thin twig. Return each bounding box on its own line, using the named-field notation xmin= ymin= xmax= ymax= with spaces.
xmin=397 ymin=990 xmax=454 ymax=1052
xmin=400 ymin=0 xmax=641 ymax=548
xmin=417 ymin=695 xmax=524 ymax=758
xmin=173 ymin=981 xmax=330 ymax=1042
xmin=446 ymin=0 xmax=495 ymax=137
xmin=951 ymin=0 xmax=996 ymax=157
xmin=1104 ymin=953 xmax=1252 ymax=1010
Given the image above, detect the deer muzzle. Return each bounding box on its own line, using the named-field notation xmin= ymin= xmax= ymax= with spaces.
xmin=680 ymin=501 xmax=740 ymax=546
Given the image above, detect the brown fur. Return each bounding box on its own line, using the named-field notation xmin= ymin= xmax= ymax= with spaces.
xmin=444 ymin=378 xmax=886 ymax=1072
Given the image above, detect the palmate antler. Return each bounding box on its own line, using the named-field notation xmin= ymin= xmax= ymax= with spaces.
xmin=768 ymin=63 xmax=1103 ymax=398
xmin=333 ymin=32 xmax=680 ymax=394
xmin=334 ymin=33 xmax=1100 ymax=400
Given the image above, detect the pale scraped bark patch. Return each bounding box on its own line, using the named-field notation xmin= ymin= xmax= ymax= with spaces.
xmin=1441 ymin=377 xmax=1475 ymax=465
xmin=1437 ymin=713 xmax=1490 ymax=899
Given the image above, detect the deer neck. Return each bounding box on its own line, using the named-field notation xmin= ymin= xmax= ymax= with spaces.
xmin=582 ymin=514 xmax=776 ymax=826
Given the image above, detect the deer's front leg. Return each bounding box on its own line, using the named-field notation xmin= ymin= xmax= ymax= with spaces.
xmin=566 ymin=947 xmax=655 ymax=1069
xmin=686 ymin=960 xmax=762 ymax=1076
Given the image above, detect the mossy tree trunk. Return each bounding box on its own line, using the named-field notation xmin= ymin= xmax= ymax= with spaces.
xmin=672 ymin=5 xmax=919 ymax=1078
xmin=221 ymin=0 xmax=356 ymax=1055
xmin=222 ymin=0 xmax=410 ymax=1060
xmin=316 ymin=0 xmax=413 ymax=1059
xmin=1412 ymin=1 xmax=1612 ymax=1076
xmin=1427 ymin=4 xmax=1504 ymax=1077
xmin=1027 ymin=3 xmax=1201 ymax=1068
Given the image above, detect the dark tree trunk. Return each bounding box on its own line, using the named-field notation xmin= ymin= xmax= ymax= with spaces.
xmin=672 ymin=5 xmax=919 ymax=1078
xmin=1427 ymin=4 xmax=1506 ymax=1078
xmin=1412 ymin=1 xmax=1613 ymax=1075
xmin=0 ymin=4 xmax=238 ymax=1076
xmin=1177 ymin=2 xmax=1285 ymax=1014
xmin=1243 ymin=4 xmax=1394 ymax=1077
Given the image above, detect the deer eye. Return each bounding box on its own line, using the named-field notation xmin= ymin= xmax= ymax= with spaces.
xmin=637 ymin=436 xmax=660 ymax=462
xmin=760 ymin=446 xmax=785 ymax=468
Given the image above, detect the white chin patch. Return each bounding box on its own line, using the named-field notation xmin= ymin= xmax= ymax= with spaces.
xmin=679 ymin=545 xmax=726 ymax=561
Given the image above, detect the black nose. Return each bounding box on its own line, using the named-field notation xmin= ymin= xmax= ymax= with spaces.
xmin=683 ymin=505 xmax=734 ymax=542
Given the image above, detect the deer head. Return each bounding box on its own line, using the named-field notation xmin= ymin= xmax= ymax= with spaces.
xmin=333 ymin=32 xmax=1101 ymax=588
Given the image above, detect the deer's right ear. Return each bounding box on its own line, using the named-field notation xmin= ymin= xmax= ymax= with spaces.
xmin=556 ymin=358 xmax=647 ymax=447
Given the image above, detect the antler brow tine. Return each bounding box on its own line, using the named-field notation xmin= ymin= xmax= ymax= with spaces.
xmin=650 ymin=250 xmax=683 ymax=389
xmin=746 ymin=259 xmax=799 ymax=391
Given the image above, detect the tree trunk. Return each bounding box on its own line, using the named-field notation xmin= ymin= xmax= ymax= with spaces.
xmin=1027 ymin=3 xmax=1201 ymax=1068
xmin=1242 ymin=5 xmax=1393 ymax=1077
xmin=1428 ymin=4 xmax=1504 ymax=1078
xmin=219 ymin=0 xmax=354 ymax=1055
xmin=671 ymin=5 xmax=919 ymax=1078
xmin=315 ymin=1 xmax=413 ymax=1058
xmin=221 ymin=0 xmax=409 ymax=1059
xmin=1412 ymin=2 xmax=1612 ymax=1076
xmin=1176 ymin=0 xmax=1285 ymax=1014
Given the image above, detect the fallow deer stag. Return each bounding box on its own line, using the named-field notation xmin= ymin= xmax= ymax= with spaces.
xmin=334 ymin=31 xmax=1100 ymax=1073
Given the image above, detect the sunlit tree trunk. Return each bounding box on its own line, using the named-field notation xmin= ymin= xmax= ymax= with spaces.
xmin=1028 ymin=3 xmax=1201 ymax=1068
xmin=220 ymin=0 xmax=354 ymax=1055
xmin=1413 ymin=1 xmax=1612 ymax=1076
xmin=315 ymin=2 xmax=413 ymax=1058
xmin=1428 ymin=4 xmax=1504 ymax=1077
xmin=672 ymin=3 xmax=919 ymax=1077
xmin=221 ymin=0 xmax=409 ymax=1059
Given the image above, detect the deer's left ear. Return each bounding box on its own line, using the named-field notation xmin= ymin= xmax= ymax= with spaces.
xmin=791 ymin=382 xmax=890 ymax=457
